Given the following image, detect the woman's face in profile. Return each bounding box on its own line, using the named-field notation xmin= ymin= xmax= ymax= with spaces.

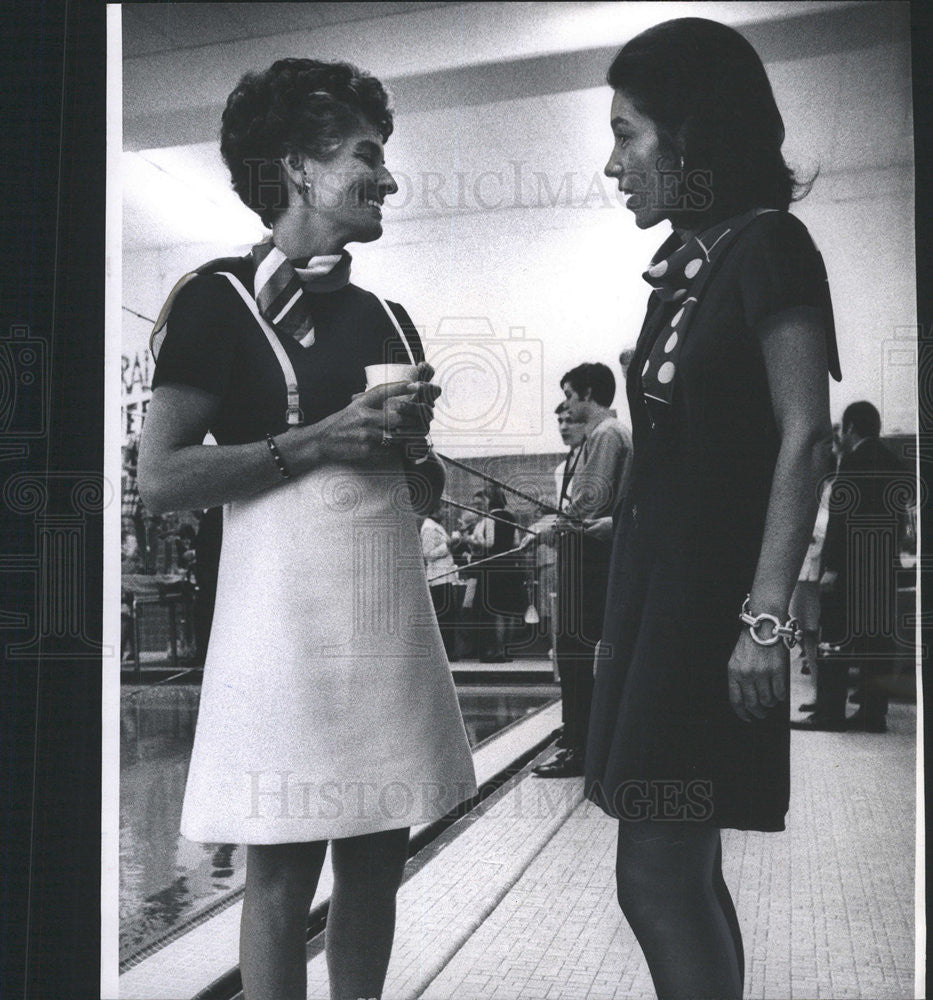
xmin=299 ymin=121 xmax=398 ymax=246
xmin=604 ymin=90 xmax=676 ymax=230
xmin=557 ymin=411 xmax=586 ymax=449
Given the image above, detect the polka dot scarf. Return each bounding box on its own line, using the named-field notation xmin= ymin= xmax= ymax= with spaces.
xmin=639 ymin=209 xmax=773 ymax=406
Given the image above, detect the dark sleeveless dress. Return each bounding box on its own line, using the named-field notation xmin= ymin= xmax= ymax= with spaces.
xmin=584 ymin=212 xmax=839 ymax=832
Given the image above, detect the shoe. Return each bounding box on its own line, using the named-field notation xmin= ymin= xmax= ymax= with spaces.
xmin=532 ymin=749 xmax=584 ymax=778
xmin=790 ymin=714 xmax=846 ymax=732
xmin=798 ymin=702 xmax=818 ymax=713
xmin=845 ymin=711 xmax=887 ymax=733
xmin=535 ymin=748 xmax=569 ymax=766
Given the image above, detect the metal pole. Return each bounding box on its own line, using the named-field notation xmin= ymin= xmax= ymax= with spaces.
xmin=428 ymin=543 xmax=530 ymax=585
xmin=440 ymin=496 xmax=540 ymax=536
xmin=436 ymin=452 xmax=583 ymax=525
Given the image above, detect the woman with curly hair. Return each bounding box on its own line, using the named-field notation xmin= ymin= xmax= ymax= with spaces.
xmin=138 ymin=59 xmax=476 ymax=1000
xmin=584 ymin=19 xmax=840 ymax=998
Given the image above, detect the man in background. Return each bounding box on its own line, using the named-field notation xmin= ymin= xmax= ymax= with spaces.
xmin=793 ymin=401 xmax=910 ymax=733
xmin=554 ymin=401 xmax=587 ymax=512
xmin=534 ymin=363 xmax=632 ymax=777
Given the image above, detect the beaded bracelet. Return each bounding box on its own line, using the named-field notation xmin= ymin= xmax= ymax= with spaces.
xmin=264 ymin=433 xmax=291 ymax=480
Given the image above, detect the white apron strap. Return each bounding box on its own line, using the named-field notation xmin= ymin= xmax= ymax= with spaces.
xmin=374 ymin=296 xmax=418 ymax=368
xmin=217 ymin=271 xmax=304 ymax=426
xmin=374 ymin=295 xmax=434 ymax=463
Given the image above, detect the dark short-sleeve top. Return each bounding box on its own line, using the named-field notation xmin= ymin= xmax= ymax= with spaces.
xmin=585 ymin=211 xmax=838 ymax=833
xmin=633 ymin=211 xmax=835 ymax=529
xmin=151 ymin=254 xmax=424 ymax=445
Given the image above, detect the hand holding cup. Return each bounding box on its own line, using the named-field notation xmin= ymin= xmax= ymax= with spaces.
xmin=362 ymin=361 xmax=439 ymax=457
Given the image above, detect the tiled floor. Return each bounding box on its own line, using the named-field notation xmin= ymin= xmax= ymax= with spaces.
xmin=118 ymin=698 xmax=564 ymax=999
xmin=119 ymin=672 xmax=919 ymax=1000
xmin=311 ymin=704 xmax=918 ymax=999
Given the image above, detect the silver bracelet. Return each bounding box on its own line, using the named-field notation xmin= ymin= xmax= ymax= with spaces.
xmin=739 ymin=595 xmax=803 ymax=649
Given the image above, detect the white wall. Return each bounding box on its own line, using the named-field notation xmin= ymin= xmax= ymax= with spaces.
xmin=121 ymin=9 xmax=916 ymax=454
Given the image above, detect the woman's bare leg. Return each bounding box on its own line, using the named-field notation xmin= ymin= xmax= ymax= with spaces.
xmin=240 ymin=840 xmax=328 ymax=1000
xmin=713 ymin=834 xmax=745 ymax=986
xmin=326 ymin=827 xmax=410 ymax=1000
xmin=616 ymin=821 xmax=742 ymax=999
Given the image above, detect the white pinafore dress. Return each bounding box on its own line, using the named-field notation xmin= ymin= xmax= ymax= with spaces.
xmin=179 ymin=274 xmax=477 ymax=843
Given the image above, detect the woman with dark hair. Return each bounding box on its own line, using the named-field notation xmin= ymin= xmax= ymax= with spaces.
xmin=138 ymin=59 xmax=476 ymax=1000
xmin=469 ymin=484 xmax=520 ymax=661
xmin=420 ymin=502 xmax=461 ymax=660
xmin=585 ymin=19 xmax=840 ymax=998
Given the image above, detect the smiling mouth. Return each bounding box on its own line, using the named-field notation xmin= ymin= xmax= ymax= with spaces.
xmin=362 ymin=196 xmax=383 ymax=217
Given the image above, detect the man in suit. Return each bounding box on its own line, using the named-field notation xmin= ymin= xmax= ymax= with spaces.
xmin=534 ymin=363 xmax=632 ymax=776
xmin=792 ymin=401 xmax=911 ymax=733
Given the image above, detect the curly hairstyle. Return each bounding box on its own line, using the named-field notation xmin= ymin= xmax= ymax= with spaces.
xmin=607 ymin=18 xmax=813 ymax=225
xmin=220 ymin=58 xmax=394 ymax=228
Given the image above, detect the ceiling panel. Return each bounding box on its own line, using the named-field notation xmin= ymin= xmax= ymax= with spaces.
xmin=122 ymin=2 xmax=457 ymax=57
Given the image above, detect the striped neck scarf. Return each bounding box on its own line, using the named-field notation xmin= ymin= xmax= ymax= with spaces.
xmin=250 ymin=239 xmax=352 ymax=348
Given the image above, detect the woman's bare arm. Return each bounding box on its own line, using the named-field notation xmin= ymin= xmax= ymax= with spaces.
xmin=728 ymin=306 xmax=834 ymax=721
xmin=138 ymin=380 xmax=433 ymax=515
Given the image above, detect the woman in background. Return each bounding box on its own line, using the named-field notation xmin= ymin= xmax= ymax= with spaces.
xmin=138 ymin=59 xmax=475 ymax=1000
xmin=585 ymin=19 xmax=840 ymax=998
xmin=789 ymin=425 xmax=840 ymax=703
xmin=421 ymin=504 xmax=461 ymax=661
xmin=469 ymin=484 xmax=519 ymax=662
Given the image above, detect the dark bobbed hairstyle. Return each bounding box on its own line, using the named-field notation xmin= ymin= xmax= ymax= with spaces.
xmin=841 ymin=401 xmax=881 ymax=439
xmin=424 ymin=500 xmax=444 ymax=521
xmin=607 ymin=18 xmax=811 ymax=225
xmin=475 ymin=484 xmax=507 ymax=511
xmin=220 ymin=58 xmax=394 ymax=228
xmin=561 ymin=362 xmax=616 ymax=408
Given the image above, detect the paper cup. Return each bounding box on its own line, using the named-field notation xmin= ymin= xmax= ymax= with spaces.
xmin=364 ymin=363 xmax=419 ymax=390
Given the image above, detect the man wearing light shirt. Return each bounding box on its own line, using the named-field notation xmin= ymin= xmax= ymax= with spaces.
xmin=554 ymin=402 xmax=587 ymax=513
xmin=534 ymin=363 xmax=632 ymax=777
